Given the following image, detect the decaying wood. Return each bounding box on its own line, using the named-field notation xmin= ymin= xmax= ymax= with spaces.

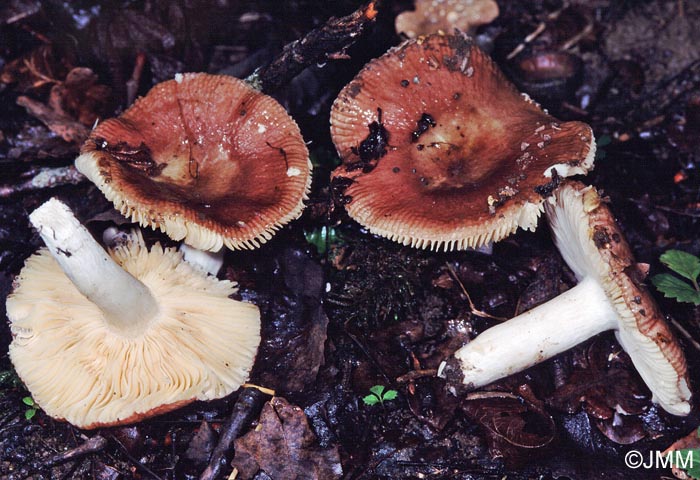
xmin=255 ymin=1 xmax=378 ymax=92
xmin=199 ymin=387 xmax=268 ymax=480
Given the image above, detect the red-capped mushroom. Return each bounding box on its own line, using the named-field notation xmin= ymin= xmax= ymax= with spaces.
xmin=76 ymin=72 xmax=311 ymax=251
xmin=331 ymin=32 xmax=595 ymax=251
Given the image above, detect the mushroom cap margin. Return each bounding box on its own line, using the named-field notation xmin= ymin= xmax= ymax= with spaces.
xmin=546 ymin=181 xmax=691 ymax=415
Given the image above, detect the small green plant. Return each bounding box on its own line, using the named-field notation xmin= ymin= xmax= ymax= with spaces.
xmin=651 ymin=250 xmax=700 ymax=305
xmin=304 ymin=225 xmax=342 ymax=255
xmin=22 ymin=396 xmax=38 ymax=420
xmin=675 ymin=428 xmax=700 ymax=479
xmin=362 ymin=385 xmax=398 ymax=406
xmin=594 ymin=134 xmax=611 ymax=161
xmin=0 ymin=369 xmax=20 ymax=388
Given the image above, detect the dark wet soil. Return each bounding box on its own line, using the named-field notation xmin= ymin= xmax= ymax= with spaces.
xmin=1 ymin=0 xmax=700 ymax=479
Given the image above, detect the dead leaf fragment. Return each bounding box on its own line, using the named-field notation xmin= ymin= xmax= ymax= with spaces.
xmin=395 ymin=0 xmax=499 ymax=38
xmin=16 ymin=95 xmax=89 ymax=143
xmin=232 ymin=397 xmax=342 ymax=480
xmin=49 ymin=67 xmax=112 ymax=126
xmin=462 ymin=390 xmax=555 ymax=467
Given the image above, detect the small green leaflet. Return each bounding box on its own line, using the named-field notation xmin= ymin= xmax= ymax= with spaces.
xmin=381 ymin=389 xmax=398 ymax=401
xmin=304 ymin=226 xmax=341 ymax=255
xmin=652 ymin=274 xmax=700 ymax=304
xmin=660 ymin=250 xmax=700 ymax=283
xmin=652 ymin=250 xmax=700 ymax=305
xmin=369 ymin=385 xmax=386 ymax=397
xmin=676 ymin=449 xmax=700 ymax=479
xmin=362 ymin=385 xmax=398 ymax=406
xmin=22 ymin=396 xmax=37 ymax=421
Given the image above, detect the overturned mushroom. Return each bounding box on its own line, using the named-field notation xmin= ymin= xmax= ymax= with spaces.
xmin=441 ymin=181 xmax=691 ymax=416
xmin=76 ymin=72 xmax=311 ymax=251
xmin=330 ymin=32 xmax=595 ymax=251
xmin=6 ymin=198 xmax=261 ymax=428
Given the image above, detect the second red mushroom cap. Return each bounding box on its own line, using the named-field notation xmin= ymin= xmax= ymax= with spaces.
xmin=330 ymin=32 xmax=596 ymax=251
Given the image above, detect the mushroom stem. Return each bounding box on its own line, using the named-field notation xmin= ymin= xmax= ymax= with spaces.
xmin=179 ymin=243 xmax=224 ymax=276
xmin=29 ymin=198 xmax=159 ymax=332
xmin=453 ymin=275 xmax=617 ymax=388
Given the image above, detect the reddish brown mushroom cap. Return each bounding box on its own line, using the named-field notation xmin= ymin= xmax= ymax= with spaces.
xmin=330 ymin=33 xmax=595 ymax=250
xmin=76 ymin=73 xmax=311 ymax=251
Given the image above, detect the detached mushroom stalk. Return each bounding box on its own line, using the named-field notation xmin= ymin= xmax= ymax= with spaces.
xmin=31 ymin=199 xmax=158 ymax=333
xmin=443 ymin=182 xmax=691 ymax=416
xmin=451 ymin=275 xmax=617 ymax=388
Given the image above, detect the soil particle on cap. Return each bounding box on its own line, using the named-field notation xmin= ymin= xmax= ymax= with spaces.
xmin=346 ymin=80 xmax=364 ymax=99
xmin=349 ymin=108 xmax=390 ymax=170
xmin=533 ymin=168 xmax=561 ymax=197
xmin=331 ymin=176 xmax=354 ymax=205
xmin=592 ymin=228 xmax=611 ymax=249
xmin=442 ymin=34 xmax=473 ymax=74
xmin=411 ymin=113 xmax=437 ymax=142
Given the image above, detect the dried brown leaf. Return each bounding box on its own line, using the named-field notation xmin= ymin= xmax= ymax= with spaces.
xmin=232 ymin=397 xmax=342 ymax=480
xmin=16 ymin=95 xmax=89 ymax=144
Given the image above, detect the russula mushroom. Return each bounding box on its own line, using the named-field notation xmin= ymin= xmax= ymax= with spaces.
xmin=6 ymin=198 xmax=261 ymax=428
xmin=330 ymin=32 xmax=595 ymax=251
xmin=441 ymin=181 xmax=691 ymax=416
xmin=395 ymin=0 xmax=499 ymax=38
xmin=75 ymin=72 xmax=311 ymax=252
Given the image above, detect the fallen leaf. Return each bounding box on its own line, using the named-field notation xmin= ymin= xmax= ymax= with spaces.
xmin=548 ymin=338 xmax=649 ymax=423
xmin=49 ymin=67 xmax=112 ymax=126
xmin=248 ymin=248 xmax=329 ymax=392
xmin=16 ymin=95 xmax=89 ymax=143
xmin=185 ymin=421 xmax=217 ymax=466
xmin=232 ymin=397 xmax=342 ymax=480
xmin=462 ymin=390 xmax=555 ymax=467
xmin=594 ymin=414 xmax=646 ymax=445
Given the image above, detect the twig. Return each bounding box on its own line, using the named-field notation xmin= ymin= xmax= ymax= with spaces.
xmin=445 ymin=262 xmax=507 ymax=321
xmin=0 ymin=166 xmax=85 ymax=198
xmin=396 ymin=368 xmax=438 ymax=383
xmin=126 ymin=52 xmax=146 ymax=106
xmin=16 ymin=95 xmax=89 ymax=143
xmin=670 ymin=317 xmax=700 ymax=351
xmin=46 ymin=435 xmax=107 ymax=467
xmin=560 ymin=23 xmax=593 ymax=51
xmin=199 ymin=387 xmax=269 ymax=480
xmin=506 ymin=3 xmax=568 ymax=60
xmin=254 ymin=1 xmax=379 ymax=92
xmin=110 ymin=434 xmax=164 ymax=480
